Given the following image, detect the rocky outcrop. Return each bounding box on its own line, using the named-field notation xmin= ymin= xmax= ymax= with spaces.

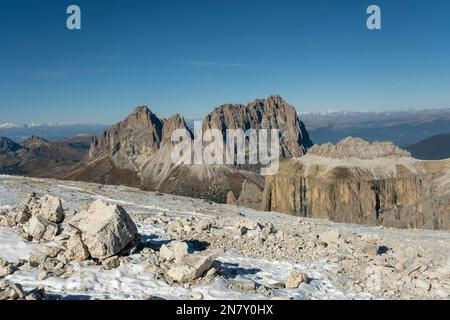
xmin=263 ymin=138 xmax=450 ymax=230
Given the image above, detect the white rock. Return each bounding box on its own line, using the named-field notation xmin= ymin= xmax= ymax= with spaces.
xmin=173 ymin=241 xmax=189 ymax=263
xmin=361 ymin=234 xmax=381 ymax=245
xmin=159 ymin=244 xmax=174 ymax=261
xmin=0 ymin=258 xmax=14 ymax=277
xmin=28 ymin=216 xmax=59 ymax=242
xmin=35 ymin=195 xmax=65 ymax=223
xmin=69 ymin=200 xmax=138 ymax=260
xmin=167 ymin=249 xmax=220 ymax=283
xmin=286 ymin=271 xmax=309 ymax=289
xmin=65 ymin=234 xmax=90 ymax=261
xmin=319 ymin=230 xmax=341 ymax=247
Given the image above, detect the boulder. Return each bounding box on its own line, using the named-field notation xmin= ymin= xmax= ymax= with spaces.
xmin=159 ymin=241 xmax=188 ymax=263
xmin=319 ymin=230 xmax=341 ymax=247
xmin=0 ymin=281 xmax=26 ymax=300
xmin=159 ymin=244 xmax=174 ymax=261
xmin=0 ymin=214 xmax=17 ymax=228
xmin=15 ymin=210 xmax=32 ymax=224
xmin=28 ymin=216 xmax=59 ymax=242
xmin=195 ymin=220 xmax=212 ymax=232
xmin=286 ymin=271 xmax=309 ymax=288
xmin=167 ymin=249 xmax=220 ymax=283
xmin=101 ymin=256 xmax=120 ymax=270
xmin=35 ymin=195 xmax=65 ymax=223
xmin=173 ymin=241 xmax=189 ymax=263
xmin=65 ymin=234 xmax=90 ymax=261
xmin=0 ymin=259 xmax=14 ymax=278
xmin=69 ymin=200 xmax=138 ymax=260
xmin=234 ymin=218 xmax=262 ymax=236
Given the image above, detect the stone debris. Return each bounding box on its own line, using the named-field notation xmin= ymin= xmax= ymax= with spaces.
xmin=0 ymin=279 xmax=46 ymax=301
xmin=1 ymin=190 xmax=449 ymax=300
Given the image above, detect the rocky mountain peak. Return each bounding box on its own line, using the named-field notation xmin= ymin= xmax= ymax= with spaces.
xmin=124 ymin=106 xmax=163 ymax=130
xmin=307 ymin=137 xmax=412 ymax=159
xmin=22 ymin=135 xmax=49 ymax=148
xmin=162 ymin=114 xmax=192 ymax=143
xmin=87 ymin=107 xmax=192 ymax=166
xmin=0 ymin=136 xmax=22 ymax=154
xmin=202 ymin=95 xmax=313 ymax=158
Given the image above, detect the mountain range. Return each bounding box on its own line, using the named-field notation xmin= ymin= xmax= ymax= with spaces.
xmin=64 ymin=95 xmax=313 ymax=203
xmin=0 ymin=135 xmax=92 ymax=177
xmin=0 ymin=123 xmax=108 ymax=142
xmin=406 ymin=133 xmax=450 ymax=160
xmin=301 ymin=108 xmax=450 ymax=147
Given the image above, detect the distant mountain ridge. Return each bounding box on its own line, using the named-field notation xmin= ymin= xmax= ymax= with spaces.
xmin=65 ymin=95 xmax=313 ymax=203
xmin=300 ymin=108 xmax=450 ymax=147
xmin=0 ymin=135 xmax=93 ymax=177
xmin=0 ymin=123 xmax=109 ymax=142
xmin=406 ymin=133 xmax=450 ymax=160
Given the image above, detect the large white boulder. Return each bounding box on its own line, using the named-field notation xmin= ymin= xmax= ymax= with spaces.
xmin=167 ymin=249 xmax=220 ymax=283
xmin=33 ymin=195 xmax=65 ymax=223
xmin=69 ymin=200 xmax=138 ymax=260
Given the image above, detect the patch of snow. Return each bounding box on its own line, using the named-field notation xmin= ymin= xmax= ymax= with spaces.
xmin=0 ymin=228 xmax=38 ymax=263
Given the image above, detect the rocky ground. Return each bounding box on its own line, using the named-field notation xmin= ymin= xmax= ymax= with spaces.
xmin=1 ymin=175 xmax=449 ymax=300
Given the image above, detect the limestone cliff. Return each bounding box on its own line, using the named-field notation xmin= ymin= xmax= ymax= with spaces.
xmin=262 ymin=138 xmax=450 ymax=230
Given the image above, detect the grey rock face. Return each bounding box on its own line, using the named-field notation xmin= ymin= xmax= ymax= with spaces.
xmin=202 ymin=95 xmax=313 ymax=158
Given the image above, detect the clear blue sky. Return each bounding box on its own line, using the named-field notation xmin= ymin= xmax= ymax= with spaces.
xmin=0 ymin=0 xmax=449 ymax=124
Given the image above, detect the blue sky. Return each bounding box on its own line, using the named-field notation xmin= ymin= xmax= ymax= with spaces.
xmin=0 ymin=0 xmax=449 ymax=124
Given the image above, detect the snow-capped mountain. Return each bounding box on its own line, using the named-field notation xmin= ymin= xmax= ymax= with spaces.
xmin=298 ymin=108 xmax=450 ymax=146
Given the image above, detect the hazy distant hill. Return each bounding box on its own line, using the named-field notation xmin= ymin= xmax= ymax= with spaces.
xmin=0 ymin=135 xmax=93 ymax=177
xmin=0 ymin=123 xmax=108 ymax=142
xmin=406 ymin=133 xmax=450 ymax=160
xmin=300 ymin=109 xmax=450 ymax=147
